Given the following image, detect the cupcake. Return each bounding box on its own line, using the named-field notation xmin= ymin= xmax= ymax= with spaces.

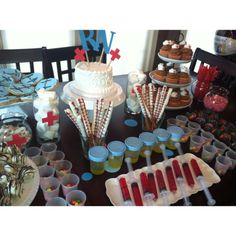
xmin=180 ymin=89 xmax=191 ymax=106
xmin=166 ymin=68 xmax=179 ymax=84
xmin=153 ymin=63 xmax=167 ymax=82
xmin=181 ymin=44 xmax=193 ymax=60
xmin=168 ymin=44 xmax=181 ymax=60
xmin=179 ymin=40 xmax=187 ymax=49
xmin=159 ymin=40 xmax=174 ymax=57
xmin=168 ymin=90 xmax=181 ymax=107
xmin=179 ymin=66 xmax=190 ymax=84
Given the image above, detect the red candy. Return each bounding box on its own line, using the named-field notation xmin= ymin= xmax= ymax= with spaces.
xmin=203 ymin=94 xmax=228 ymax=112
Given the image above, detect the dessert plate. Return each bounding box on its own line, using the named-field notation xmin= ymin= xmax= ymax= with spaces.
xmin=10 ymin=158 xmax=40 ymax=206
xmin=166 ymin=96 xmax=193 ymax=110
xmin=158 ymin=53 xmax=191 ymax=64
xmin=105 ymin=153 xmax=220 ymax=206
xmin=149 ymin=71 xmax=192 ymax=88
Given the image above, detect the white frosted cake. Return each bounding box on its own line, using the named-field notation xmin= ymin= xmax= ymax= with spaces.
xmin=62 ymin=61 xmax=125 ymax=109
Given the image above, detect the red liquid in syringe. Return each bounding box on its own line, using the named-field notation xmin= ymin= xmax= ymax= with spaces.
xmin=172 ymin=160 xmax=183 ymax=178
xmin=182 ymin=162 xmax=195 ymax=187
xmin=140 ymin=172 xmax=151 ymax=194
xmin=147 ymin=173 xmax=158 ymax=199
xmin=190 ymin=159 xmax=203 ymax=177
xmin=131 ymin=182 xmax=143 ymax=206
xmin=165 ymin=166 xmax=177 ymax=193
xmin=119 ymin=177 xmax=132 ymax=202
xmin=155 ymin=169 xmax=167 ymax=192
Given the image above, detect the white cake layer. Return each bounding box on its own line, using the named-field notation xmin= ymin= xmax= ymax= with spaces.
xmin=74 ymin=62 xmax=114 ymax=96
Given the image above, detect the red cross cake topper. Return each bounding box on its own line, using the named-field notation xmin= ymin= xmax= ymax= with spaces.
xmin=110 ymin=48 xmax=121 ymax=61
xmin=7 ymin=134 xmax=27 ymax=148
xmin=42 ymin=111 xmax=59 ymax=126
xmin=74 ymin=48 xmax=86 ymax=61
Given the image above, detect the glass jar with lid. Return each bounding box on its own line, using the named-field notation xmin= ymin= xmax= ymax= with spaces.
xmin=139 ymin=132 xmax=156 ymax=157
xmin=106 ymin=140 xmax=126 ymax=172
xmin=124 ymin=137 xmax=143 ymax=164
xmin=0 ymin=112 xmax=32 ymax=150
xmin=152 ymin=128 xmax=170 ymax=153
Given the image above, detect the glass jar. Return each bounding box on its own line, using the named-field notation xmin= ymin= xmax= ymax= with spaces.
xmin=139 ymin=132 xmax=156 ymax=157
xmin=124 ymin=137 xmax=143 ymax=164
xmin=125 ymin=70 xmax=146 ymax=114
xmin=106 ymin=141 xmax=126 ymax=172
xmin=152 ymin=128 xmax=170 ymax=153
xmin=0 ymin=112 xmax=32 ymax=150
xmin=33 ymin=90 xmax=60 ymax=144
xmin=166 ymin=126 xmax=184 ymax=150
xmin=203 ymin=86 xmax=229 ymax=113
xmin=88 ymin=146 xmax=108 ymax=175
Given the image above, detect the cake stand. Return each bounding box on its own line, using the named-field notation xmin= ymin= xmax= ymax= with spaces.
xmin=150 ymin=54 xmax=193 ymax=110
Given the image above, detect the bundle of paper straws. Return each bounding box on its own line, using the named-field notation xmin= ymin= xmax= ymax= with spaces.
xmin=64 ymin=98 xmax=113 ymax=145
xmin=134 ymin=83 xmax=172 ymax=130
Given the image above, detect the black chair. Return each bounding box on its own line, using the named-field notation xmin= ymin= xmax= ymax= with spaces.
xmin=42 ymin=44 xmax=106 ymax=82
xmin=0 ymin=47 xmax=46 ymax=75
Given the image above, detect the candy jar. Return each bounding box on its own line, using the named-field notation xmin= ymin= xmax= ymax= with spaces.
xmin=0 ymin=112 xmax=32 ymax=150
xmin=125 ymin=70 xmax=146 ymax=114
xmin=203 ymin=86 xmax=229 ymax=113
xmin=33 ymin=89 xmax=60 ymax=144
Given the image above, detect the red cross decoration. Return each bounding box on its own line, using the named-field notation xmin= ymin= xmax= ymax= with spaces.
xmin=110 ymin=48 xmax=121 ymax=61
xmin=74 ymin=48 xmax=85 ymax=61
xmin=42 ymin=111 xmax=59 ymax=126
xmin=7 ymin=134 xmax=27 ymax=148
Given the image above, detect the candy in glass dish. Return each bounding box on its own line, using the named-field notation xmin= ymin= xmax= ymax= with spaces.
xmin=203 ymin=86 xmax=229 ymax=113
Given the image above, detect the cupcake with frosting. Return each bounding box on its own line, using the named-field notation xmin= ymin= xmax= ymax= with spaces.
xmin=179 ymin=40 xmax=187 ymax=49
xmin=168 ymin=90 xmax=181 ymax=107
xmin=168 ymin=44 xmax=181 ymax=60
xmin=159 ymin=40 xmax=175 ymax=57
xmin=179 ymin=66 xmax=190 ymax=84
xmin=181 ymin=44 xmax=193 ymax=60
xmin=180 ymin=88 xmax=191 ymax=106
xmin=166 ymin=68 xmax=179 ymax=84
xmin=153 ymin=63 xmax=167 ymax=82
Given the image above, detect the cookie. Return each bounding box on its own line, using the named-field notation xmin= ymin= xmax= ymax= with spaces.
xmin=0 ymin=74 xmax=14 ymax=87
xmin=0 ymin=86 xmax=8 ymax=97
xmin=0 ymin=96 xmax=19 ymax=106
xmin=35 ymin=78 xmax=58 ymax=92
xmin=0 ymin=68 xmax=21 ymax=82
xmin=8 ymin=83 xmax=34 ymax=96
xmin=21 ymin=73 xmax=43 ymax=86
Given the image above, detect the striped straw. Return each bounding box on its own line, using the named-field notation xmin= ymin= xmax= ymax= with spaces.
xmin=134 ymin=84 xmax=149 ymax=118
xmin=155 ymin=86 xmax=167 ymax=123
xmin=148 ymin=83 xmax=154 ymax=117
xmin=95 ymin=98 xmax=104 ymax=137
xmin=92 ymin=99 xmax=99 ymax=134
xmin=153 ymin=87 xmax=162 ymax=120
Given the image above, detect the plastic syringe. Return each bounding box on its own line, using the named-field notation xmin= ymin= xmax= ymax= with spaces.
xmin=125 ymin=158 xmax=143 ymax=206
xmin=119 ymin=177 xmax=134 ymax=206
xmin=174 ymin=142 xmax=195 ymax=187
xmin=155 ymin=169 xmax=169 ymax=206
xmin=160 ymin=144 xmax=177 ymax=193
xmin=172 ymin=159 xmax=192 ymax=206
xmin=144 ymin=150 xmax=158 ymax=200
xmin=190 ymin=159 xmax=216 ymax=206
xmin=140 ymin=172 xmax=155 ymax=206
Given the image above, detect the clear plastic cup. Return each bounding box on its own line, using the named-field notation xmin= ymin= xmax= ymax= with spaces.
xmin=39 ymin=165 xmax=55 ymax=179
xmin=213 ymin=141 xmax=227 ymax=155
xmin=61 ymin=173 xmax=80 ymax=196
xmin=187 ymin=121 xmax=201 ymax=135
xmin=176 ymin=115 xmax=188 ymax=128
xmin=180 ymin=127 xmax=192 ymax=143
xmin=48 ymin=151 xmax=65 ymax=167
xmin=40 ymin=176 xmax=60 ymax=201
xmin=41 ymin=143 xmax=57 ymax=159
xmin=46 ymin=197 xmax=68 ymax=206
xmin=201 ymin=145 xmax=217 ymax=163
xmin=55 ymin=160 xmax=72 ymax=179
xmin=166 ymin=118 xmax=177 ymax=128
xmin=189 ymin=135 xmax=205 ymax=153
xmin=225 ymin=150 xmax=236 ymax=169
xmin=214 ymin=155 xmax=232 ymax=175
xmin=201 ymin=131 xmax=214 ymax=146
xmin=24 ymin=146 xmax=41 ymax=159
xmin=32 ymin=155 xmax=48 ymax=168
xmin=66 ymin=190 xmax=87 ymax=206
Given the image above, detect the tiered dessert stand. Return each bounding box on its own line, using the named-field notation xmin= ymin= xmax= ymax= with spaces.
xmin=149 ymin=53 xmax=193 ymax=110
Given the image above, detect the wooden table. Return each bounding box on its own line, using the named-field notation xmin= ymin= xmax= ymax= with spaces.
xmin=17 ymin=75 xmax=236 ymax=206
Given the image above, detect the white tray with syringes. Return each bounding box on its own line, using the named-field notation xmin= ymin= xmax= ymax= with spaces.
xmin=105 ymin=153 xmax=221 ymax=206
